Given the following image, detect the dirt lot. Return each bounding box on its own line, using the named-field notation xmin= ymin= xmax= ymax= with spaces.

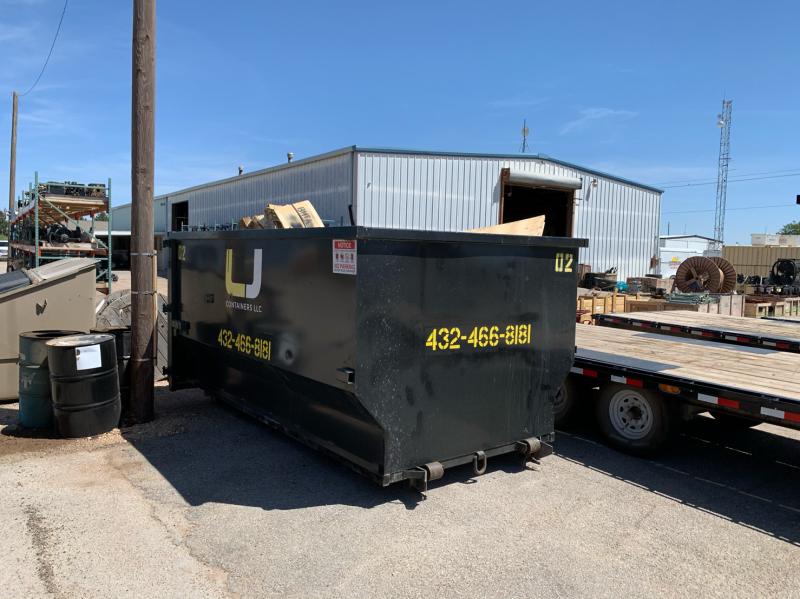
xmin=1 ymin=386 xmax=799 ymax=598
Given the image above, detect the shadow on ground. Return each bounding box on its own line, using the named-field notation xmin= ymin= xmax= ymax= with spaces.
xmin=556 ymin=403 xmax=800 ymax=547
xmin=121 ymin=388 xmax=532 ymax=512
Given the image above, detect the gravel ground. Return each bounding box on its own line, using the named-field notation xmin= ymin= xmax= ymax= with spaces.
xmin=1 ymin=387 xmax=798 ymax=599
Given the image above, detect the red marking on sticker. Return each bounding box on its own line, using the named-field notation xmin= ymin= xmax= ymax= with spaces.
xmin=785 ymin=411 xmax=800 ymax=423
xmin=717 ymin=397 xmax=740 ymax=409
xmin=334 ymin=240 xmax=356 ymax=250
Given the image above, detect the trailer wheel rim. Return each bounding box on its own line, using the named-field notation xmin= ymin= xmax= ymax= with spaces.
xmin=608 ymin=389 xmax=654 ymax=440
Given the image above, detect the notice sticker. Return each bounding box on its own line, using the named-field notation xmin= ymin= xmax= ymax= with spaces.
xmin=75 ymin=344 xmax=102 ymax=371
xmin=332 ymin=239 xmax=357 ymax=275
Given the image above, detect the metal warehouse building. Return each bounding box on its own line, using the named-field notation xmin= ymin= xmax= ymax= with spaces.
xmin=112 ymin=146 xmax=662 ymax=279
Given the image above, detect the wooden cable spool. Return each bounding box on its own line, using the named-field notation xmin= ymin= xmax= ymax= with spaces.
xmin=675 ymin=256 xmax=723 ymax=293
xmin=709 ymin=257 xmax=737 ymax=293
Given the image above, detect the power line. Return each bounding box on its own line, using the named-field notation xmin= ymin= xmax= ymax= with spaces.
xmin=661 ymin=171 xmax=800 ymax=189
xmin=655 ymin=167 xmax=800 ymax=186
xmin=19 ymin=0 xmax=69 ymax=97
xmin=663 ymin=203 xmax=792 ymax=215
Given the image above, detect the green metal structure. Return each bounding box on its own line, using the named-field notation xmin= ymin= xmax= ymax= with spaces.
xmin=9 ymin=172 xmax=113 ymax=292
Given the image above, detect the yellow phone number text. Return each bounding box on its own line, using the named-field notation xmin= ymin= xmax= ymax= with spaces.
xmin=217 ymin=328 xmax=272 ymax=361
xmin=425 ymin=324 xmax=532 ymax=351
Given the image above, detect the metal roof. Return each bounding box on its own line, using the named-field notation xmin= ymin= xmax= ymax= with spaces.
xmin=128 ymin=146 xmax=662 ymax=204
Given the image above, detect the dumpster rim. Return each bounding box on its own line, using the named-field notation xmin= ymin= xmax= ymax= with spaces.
xmin=167 ymin=226 xmax=588 ymax=249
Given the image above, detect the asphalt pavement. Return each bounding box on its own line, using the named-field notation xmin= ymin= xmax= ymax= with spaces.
xmin=1 ymin=385 xmax=799 ymax=598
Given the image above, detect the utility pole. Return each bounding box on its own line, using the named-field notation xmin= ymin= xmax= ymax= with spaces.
xmin=713 ymin=99 xmax=732 ymax=250
xmin=129 ymin=0 xmax=156 ymax=423
xmin=8 ymin=92 xmax=18 ymax=251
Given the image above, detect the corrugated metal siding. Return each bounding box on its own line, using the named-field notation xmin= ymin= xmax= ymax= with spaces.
xmin=110 ymin=201 xmax=165 ymax=232
xmin=111 ymin=204 xmax=131 ymax=230
xmin=159 ymin=153 xmax=353 ymax=229
xmin=723 ymin=245 xmax=800 ymax=278
xmin=355 ymin=152 xmax=660 ymax=280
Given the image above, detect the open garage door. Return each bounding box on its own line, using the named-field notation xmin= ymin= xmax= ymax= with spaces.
xmin=499 ymin=168 xmax=581 ymax=236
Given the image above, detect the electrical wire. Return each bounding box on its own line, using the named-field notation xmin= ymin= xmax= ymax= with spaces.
xmin=655 ymin=167 xmax=800 ymax=186
xmin=661 ymin=172 xmax=800 ymax=189
xmin=663 ymin=203 xmax=792 ymax=215
xmin=19 ymin=0 xmax=69 ymax=97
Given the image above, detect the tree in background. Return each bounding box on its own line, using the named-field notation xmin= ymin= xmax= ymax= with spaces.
xmin=0 ymin=211 xmax=9 ymax=238
xmin=778 ymin=221 xmax=800 ymax=235
xmin=94 ymin=212 xmax=109 ymax=222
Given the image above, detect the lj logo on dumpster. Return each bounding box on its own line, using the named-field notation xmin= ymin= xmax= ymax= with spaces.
xmin=225 ymin=248 xmax=263 ymax=312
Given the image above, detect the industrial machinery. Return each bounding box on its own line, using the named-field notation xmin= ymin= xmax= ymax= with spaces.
xmin=770 ymin=259 xmax=800 ymax=287
xmin=166 ymin=227 xmax=586 ymax=489
xmin=8 ymin=175 xmax=112 ymax=292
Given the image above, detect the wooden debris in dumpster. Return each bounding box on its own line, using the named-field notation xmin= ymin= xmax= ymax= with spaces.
xmin=468 ymin=215 xmax=545 ymax=236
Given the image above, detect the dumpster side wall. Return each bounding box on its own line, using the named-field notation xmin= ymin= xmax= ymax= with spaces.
xmin=354 ymin=236 xmax=581 ymax=474
xmin=168 ymin=230 xmax=385 ymax=475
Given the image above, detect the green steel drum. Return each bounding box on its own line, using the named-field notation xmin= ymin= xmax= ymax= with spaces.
xmin=18 ymin=330 xmax=83 ymax=429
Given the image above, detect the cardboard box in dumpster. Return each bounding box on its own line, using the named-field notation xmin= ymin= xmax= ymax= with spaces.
xmin=266 ymin=201 xmax=325 ymax=229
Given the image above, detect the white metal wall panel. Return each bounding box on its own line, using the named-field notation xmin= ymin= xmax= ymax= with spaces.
xmin=111 ymin=204 xmax=131 ymax=230
xmin=355 ymin=151 xmax=660 ymax=280
xmin=158 ymin=152 xmax=353 ymax=229
xmin=110 ymin=201 xmax=165 ymax=232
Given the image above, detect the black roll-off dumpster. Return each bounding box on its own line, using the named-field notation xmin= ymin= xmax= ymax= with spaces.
xmin=166 ymin=227 xmax=587 ymax=488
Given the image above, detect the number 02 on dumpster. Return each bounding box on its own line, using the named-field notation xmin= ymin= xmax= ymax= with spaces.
xmin=554 ymin=252 xmax=573 ymax=273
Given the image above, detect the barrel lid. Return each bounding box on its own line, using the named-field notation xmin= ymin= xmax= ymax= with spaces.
xmin=46 ymin=333 xmax=115 ymax=348
xmin=20 ymin=330 xmax=85 ymax=340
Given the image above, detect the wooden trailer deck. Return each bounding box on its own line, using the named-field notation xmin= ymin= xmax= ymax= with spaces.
xmin=574 ymin=325 xmax=800 ymax=417
xmin=595 ymin=309 xmax=800 ymax=352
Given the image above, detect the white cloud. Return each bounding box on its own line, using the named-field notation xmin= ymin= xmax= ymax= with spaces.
xmin=559 ymin=107 xmax=638 ymax=135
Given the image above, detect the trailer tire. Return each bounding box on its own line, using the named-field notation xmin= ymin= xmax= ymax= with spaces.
xmin=711 ymin=410 xmax=760 ymax=429
xmin=554 ymin=378 xmax=584 ymax=426
xmin=596 ymin=384 xmax=673 ymax=453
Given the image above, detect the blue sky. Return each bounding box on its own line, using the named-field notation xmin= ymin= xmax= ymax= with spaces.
xmin=1 ymin=0 xmax=798 ymax=243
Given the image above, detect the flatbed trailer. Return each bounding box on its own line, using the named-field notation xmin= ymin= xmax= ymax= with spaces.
xmin=560 ymin=324 xmax=800 ymax=452
xmin=765 ymin=314 xmax=800 ymax=324
xmin=595 ymin=310 xmax=800 ymax=353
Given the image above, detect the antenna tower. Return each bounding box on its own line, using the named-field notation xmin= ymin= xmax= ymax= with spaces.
xmin=713 ymin=99 xmax=732 ymax=249
xmin=520 ymin=119 xmax=529 ymax=153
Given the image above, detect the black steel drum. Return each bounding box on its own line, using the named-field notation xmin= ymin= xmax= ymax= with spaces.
xmin=47 ymin=334 xmax=121 ymax=438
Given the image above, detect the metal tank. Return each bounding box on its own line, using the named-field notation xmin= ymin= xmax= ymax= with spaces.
xmin=18 ymin=330 xmax=83 ymax=429
xmin=47 ymin=334 xmax=121 ymax=438
xmin=166 ymin=227 xmax=586 ymax=488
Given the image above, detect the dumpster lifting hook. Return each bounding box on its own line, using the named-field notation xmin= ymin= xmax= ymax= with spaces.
xmin=472 ymin=451 xmax=487 ymax=475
